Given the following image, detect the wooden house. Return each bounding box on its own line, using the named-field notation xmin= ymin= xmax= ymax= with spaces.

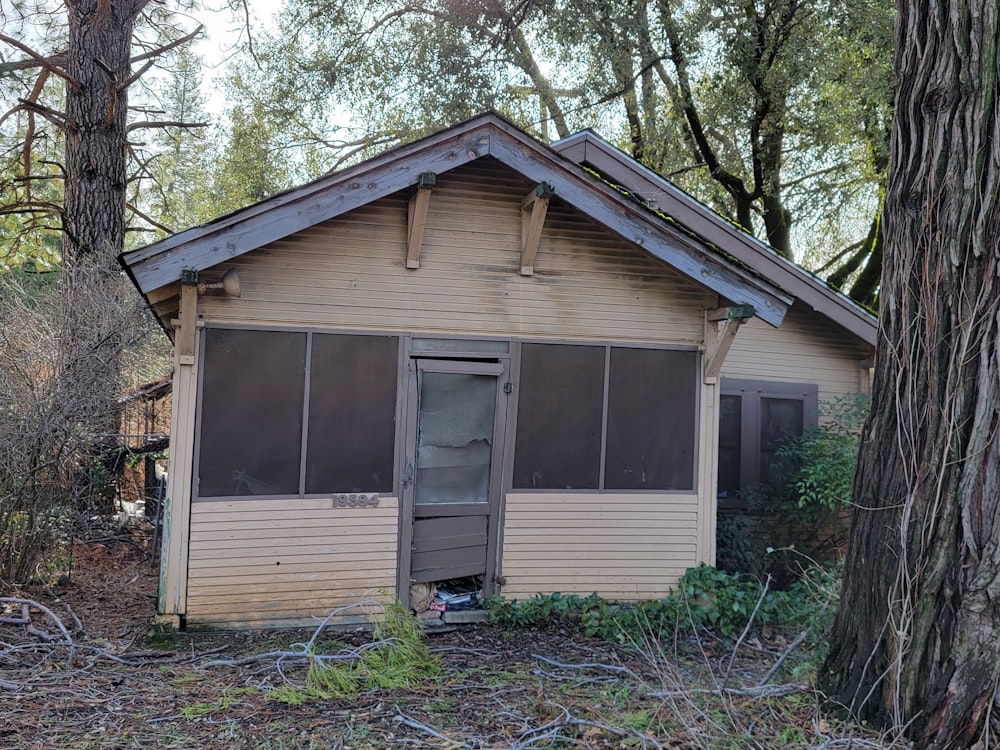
xmin=120 ymin=113 xmax=876 ymax=629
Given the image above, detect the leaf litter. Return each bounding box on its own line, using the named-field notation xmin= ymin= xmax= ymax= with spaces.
xmin=1 ymin=526 xmax=902 ymax=749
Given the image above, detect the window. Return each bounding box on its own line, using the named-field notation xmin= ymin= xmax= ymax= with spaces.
xmin=717 ymin=378 xmax=818 ymax=506
xmin=197 ymin=329 xmax=399 ymax=499
xmin=199 ymin=329 xmax=306 ymax=497
xmin=605 ymin=347 xmax=697 ymax=490
xmin=306 ymin=334 xmax=398 ymax=493
xmin=513 ymin=343 xmax=698 ymax=491
xmin=513 ymin=344 xmax=604 ymax=489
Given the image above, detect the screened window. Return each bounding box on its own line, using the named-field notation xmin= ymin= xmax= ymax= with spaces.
xmin=199 ymin=329 xmax=306 ymax=497
xmin=717 ymin=379 xmax=818 ymax=506
xmin=513 ymin=343 xmax=698 ymax=491
xmin=513 ymin=344 xmax=604 ymax=490
xmin=605 ymin=348 xmax=698 ymax=490
xmin=306 ymin=334 xmax=398 ymax=493
xmin=197 ymin=329 xmax=399 ymax=499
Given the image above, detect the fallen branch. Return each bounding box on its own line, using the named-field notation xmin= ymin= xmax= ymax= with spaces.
xmin=724 ymin=573 xmax=771 ymax=686
xmin=513 ymin=701 xmax=664 ymax=749
xmin=0 ymin=597 xmax=75 ymax=661
xmin=394 ymin=709 xmax=456 ymax=743
xmin=532 ymin=654 xmax=639 ymax=678
xmin=201 ymin=600 xmax=382 ymax=669
xmin=648 ymin=683 xmax=808 ymax=700
xmin=757 ymin=597 xmax=831 ymax=688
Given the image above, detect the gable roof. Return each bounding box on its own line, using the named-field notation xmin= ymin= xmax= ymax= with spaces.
xmin=120 ymin=112 xmax=792 ymax=328
xmin=551 ymin=130 xmax=878 ymax=346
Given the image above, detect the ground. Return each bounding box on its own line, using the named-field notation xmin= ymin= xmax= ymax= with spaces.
xmin=1 ymin=527 xmax=900 ymax=749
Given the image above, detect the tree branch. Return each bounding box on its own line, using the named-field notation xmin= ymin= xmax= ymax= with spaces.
xmin=126 ymin=202 xmax=173 ymax=234
xmin=126 ymin=120 xmax=209 ymax=133
xmin=120 ymin=59 xmax=156 ymax=91
xmin=0 ymin=34 xmax=78 ymax=90
xmin=659 ymin=0 xmax=753 ymax=229
xmin=130 ymin=26 xmax=203 ymax=65
xmin=16 ymin=99 xmax=73 ymax=130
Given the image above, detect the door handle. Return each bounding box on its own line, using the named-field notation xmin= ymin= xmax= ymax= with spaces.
xmin=402 ymin=460 xmax=414 ymax=489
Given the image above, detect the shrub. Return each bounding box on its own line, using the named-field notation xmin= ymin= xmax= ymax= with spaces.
xmin=724 ymin=393 xmax=868 ymax=578
xmin=485 ymin=563 xmax=838 ymax=644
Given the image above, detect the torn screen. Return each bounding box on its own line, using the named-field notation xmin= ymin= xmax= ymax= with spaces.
xmin=415 ymin=372 xmax=497 ymax=504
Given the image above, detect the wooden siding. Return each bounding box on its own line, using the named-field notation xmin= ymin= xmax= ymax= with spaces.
xmin=722 ymin=304 xmax=872 ymax=403
xmin=198 ymin=161 xmax=716 ymax=345
xmin=185 ymin=497 xmax=399 ymax=629
xmin=552 ymin=131 xmax=876 ymax=345
xmin=499 ymin=493 xmax=699 ymax=600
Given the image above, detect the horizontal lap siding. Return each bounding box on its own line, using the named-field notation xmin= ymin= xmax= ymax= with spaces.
xmin=500 ymin=494 xmax=698 ymax=600
xmin=722 ymin=305 xmax=871 ymax=402
xmin=199 ymin=160 xmax=714 ymax=343
xmin=186 ymin=498 xmax=398 ymax=629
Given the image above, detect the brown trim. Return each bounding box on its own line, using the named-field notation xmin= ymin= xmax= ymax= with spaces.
xmin=298 ymin=333 xmax=313 ymax=495
xmin=406 ymin=183 xmax=433 ymax=269
xmin=718 ymin=377 xmax=819 ymax=507
xmin=397 ymin=357 xmax=418 ymax=608
xmin=598 ymin=346 xmax=610 ymax=490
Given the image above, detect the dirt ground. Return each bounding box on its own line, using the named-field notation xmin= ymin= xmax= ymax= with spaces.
xmin=1 ymin=527 xmax=897 ymax=749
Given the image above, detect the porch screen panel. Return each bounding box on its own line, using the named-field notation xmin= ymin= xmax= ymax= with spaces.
xmin=513 ymin=344 xmax=604 ymax=489
xmin=604 ymin=348 xmax=697 ymax=490
xmin=306 ymin=334 xmax=399 ymax=493
xmin=198 ymin=329 xmax=306 ymax=497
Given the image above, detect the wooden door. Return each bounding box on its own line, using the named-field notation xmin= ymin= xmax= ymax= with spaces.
xmin=401 ymin=358 xmax=506 ymax=596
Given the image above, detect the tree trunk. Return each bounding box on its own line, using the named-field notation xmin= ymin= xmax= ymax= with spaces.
xmin=819 ymin=4 xmax=1000 ymax=748
xmin=59 ymin=0 xmax=148 ymax=505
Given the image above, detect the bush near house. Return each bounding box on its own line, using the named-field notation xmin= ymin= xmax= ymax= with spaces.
xmin=719 ymin=393 xmax=868 ymax=581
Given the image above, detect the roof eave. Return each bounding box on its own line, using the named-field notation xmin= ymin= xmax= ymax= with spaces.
xmin=551 ymin=130 xmax=877 ymax=347
xmin=121 ymin=113 xmax=791 ymax=328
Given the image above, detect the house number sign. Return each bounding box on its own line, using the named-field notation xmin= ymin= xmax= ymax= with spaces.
xmin=332 ymin=493 xmax=380 ymax=508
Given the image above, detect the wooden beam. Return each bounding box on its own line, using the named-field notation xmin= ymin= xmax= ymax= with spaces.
xmin=520 ymin=182 xmax=554 ymax=276
xmin=175 ymin=280 xmax=198 ymax=366
xmin=147 ymin=281 xmax=181 ymax=305
xmin=704 ymin=305 xmax=754 ymax=381
xmin=406 ymin=173 xmax=436 ymax=269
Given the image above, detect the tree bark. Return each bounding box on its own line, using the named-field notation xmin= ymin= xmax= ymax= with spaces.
xmin=59 ymin=0 xmax=149 ymax=485
xmin=819 ymin=3 xmax=1000 ymax=748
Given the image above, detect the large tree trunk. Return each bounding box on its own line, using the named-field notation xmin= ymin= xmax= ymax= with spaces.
xmin=59 ymin=0 xmax=148 ymax=505
xmin=819 ymin=4 xmax=1000 ymax=748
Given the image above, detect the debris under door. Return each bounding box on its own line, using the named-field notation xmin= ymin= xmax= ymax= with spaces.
xmin=410 ymin=575 xmax=484 ymax=624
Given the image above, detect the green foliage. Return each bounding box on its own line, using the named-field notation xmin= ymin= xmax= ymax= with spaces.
xmin=760 ymin=393 xmax=870 ymax=513
xmin=724 ymin=394 xmax=868 ymax=578
xmin=269 ymin=601 xmax=440 ymax=704
xmin=486 ymin=564 xmax=837 ymax=644
xmin=715 ymin=512 xmax=757 ymax=573
xmin=223 ymin=0 xmax=893 ymax=276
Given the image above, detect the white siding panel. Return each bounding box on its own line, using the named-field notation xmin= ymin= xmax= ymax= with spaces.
xmin=186 ymin=497 xmax=399 ymax=629
xmin=198 ymin=162 xmax=716 ymax=345
xmin=500 ymin=493 xmax=698 ymax=600
xmin=722 ymin=305 xmax=871 ymax=402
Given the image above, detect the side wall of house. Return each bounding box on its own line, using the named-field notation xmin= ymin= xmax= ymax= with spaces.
xmin=722 ymin=304 xmax=871 ymax=402
xmin=167 ymin=160 xmax=727 ymax=626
